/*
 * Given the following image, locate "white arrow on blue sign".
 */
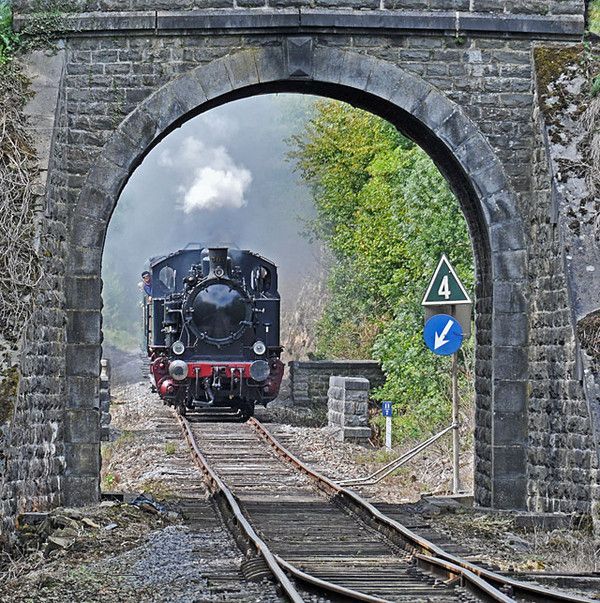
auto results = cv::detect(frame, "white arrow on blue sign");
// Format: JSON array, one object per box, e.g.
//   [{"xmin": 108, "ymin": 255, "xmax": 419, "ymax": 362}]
[
  {"xmin": 382, "ymin": 401, "xmax": 393, "ymax": 417},
  {"xmin": 423, "ymin": 314, "xmax": 464, "ymax": 356}
]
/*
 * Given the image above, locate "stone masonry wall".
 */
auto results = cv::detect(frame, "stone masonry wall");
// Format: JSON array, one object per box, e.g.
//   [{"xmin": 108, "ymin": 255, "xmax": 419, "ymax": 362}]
[
  {"xmin": 0, "ymin": 1, "xmax": 592, "ymax": 529},
  {"xmin": 8, "ymin": 31, "xmax": 554, "ymax": 514},
  {"xmin": 290, "ymin": 360, "xmax": 384, "ymax": 410},
  {"xmin": 327, "ymin": 376, "xmax": 371, "ymax": 444},
  {"xmin": 525, "ymin": 61, "xmax": 597, "ymax": 516},
  {"xmin": 12, "ymin": 1, "xmax": 584, "ymax": 16}
]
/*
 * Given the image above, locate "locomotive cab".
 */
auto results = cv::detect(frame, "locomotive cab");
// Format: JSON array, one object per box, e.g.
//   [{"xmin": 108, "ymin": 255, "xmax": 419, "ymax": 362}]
[{"xmin": 144, "ymin": 245, "xmax": 284, "ymax": 417}]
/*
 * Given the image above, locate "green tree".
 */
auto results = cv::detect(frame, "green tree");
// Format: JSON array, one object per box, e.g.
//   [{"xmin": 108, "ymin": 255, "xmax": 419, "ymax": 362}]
[{"xmin": 290, "ymin": 101, "xmax": 474, "ymax": 442}]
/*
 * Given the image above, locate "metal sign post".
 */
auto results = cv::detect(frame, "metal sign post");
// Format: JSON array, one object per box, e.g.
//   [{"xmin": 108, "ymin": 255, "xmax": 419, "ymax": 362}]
[
  {"xmin": 382, "ymin": 401, "xmax": 393, "ymax": 450},
  {"xmin": 451, "ymin": 352, "xmax": 460, "ymax": 494},
  {"xmin": 422, "ymin": 254, "xmax": 472, "ymax": 496}
]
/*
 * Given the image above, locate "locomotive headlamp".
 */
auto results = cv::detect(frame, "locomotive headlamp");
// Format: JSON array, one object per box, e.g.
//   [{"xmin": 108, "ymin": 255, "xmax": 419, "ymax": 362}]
[
  {"xmin": 252, "ymin": 341, "xmax": 266, "ymax": 355},
  {"xmin": 169, "ymin": 360, "xmax": 188, "ymax": 381},
  {"xmin": 172, "ymin": 341, "xmax": 185, "ymax": 355},
  {"xmin": 250, "ymin": 360, "xmax": 270, "ymax": 382}
]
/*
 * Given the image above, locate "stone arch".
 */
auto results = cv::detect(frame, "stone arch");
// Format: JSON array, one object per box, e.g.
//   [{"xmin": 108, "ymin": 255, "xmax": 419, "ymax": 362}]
[{"xmin": 65, "ymin": 45, "xmax": 527, "ymax": 509}]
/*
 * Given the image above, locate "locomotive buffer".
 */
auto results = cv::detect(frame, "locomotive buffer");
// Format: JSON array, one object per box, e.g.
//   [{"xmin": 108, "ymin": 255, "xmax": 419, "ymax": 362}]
[{"xmin": 421, "ymin": 254, "xmax": 472, "ymax": 495}]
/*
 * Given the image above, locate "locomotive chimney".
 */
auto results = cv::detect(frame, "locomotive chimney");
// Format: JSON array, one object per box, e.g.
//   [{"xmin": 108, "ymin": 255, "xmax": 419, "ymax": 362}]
[{"xmin": 208, "ymin": 247, "xmax": 229, "ymax": 279}]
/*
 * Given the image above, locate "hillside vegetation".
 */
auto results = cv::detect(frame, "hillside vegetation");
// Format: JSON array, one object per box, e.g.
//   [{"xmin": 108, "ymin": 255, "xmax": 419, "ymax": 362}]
[{"xmin": 290, "ymin": 102, "xmax": 475, "ymax": 442}]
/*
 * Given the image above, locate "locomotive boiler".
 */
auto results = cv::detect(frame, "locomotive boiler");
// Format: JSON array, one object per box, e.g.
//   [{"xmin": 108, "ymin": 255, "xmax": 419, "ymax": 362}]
[{"xmin": 143, "ymin": 246, "xmax": 284, "ymax": 418}]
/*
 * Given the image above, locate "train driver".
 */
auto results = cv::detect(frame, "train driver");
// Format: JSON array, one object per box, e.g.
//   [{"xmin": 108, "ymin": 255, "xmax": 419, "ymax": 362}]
[{"xmin": 141, "ymin": 271, "xmax": 153, "ymax": 299}]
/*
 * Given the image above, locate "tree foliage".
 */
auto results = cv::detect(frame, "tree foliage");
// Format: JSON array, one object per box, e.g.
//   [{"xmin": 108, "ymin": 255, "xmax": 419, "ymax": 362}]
[{"xmin": 290, "ymin": 101, "xmax": 474, "ymax": 441}]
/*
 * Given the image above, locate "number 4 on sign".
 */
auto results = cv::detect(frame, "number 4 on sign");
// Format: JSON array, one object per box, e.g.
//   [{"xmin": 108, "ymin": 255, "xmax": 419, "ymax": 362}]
[{"xmin": 438, "ymin": 275, "xmax": 451, "ymax": 300}]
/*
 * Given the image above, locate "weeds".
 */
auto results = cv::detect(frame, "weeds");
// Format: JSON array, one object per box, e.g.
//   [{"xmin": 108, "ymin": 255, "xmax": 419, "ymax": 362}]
[
  {"xmin": 0, "ymin": 2, "xmax": 19, "ymax": 64},
  {"xmin": 164, "ymin": 442, "xmax": 176, "ymax": 456}
]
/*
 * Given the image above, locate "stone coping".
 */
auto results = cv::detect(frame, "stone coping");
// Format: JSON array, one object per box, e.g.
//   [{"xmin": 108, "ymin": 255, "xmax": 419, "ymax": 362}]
[{"xmin": 13, "ymin": 9, "xmax": 584, "ymax": 38}]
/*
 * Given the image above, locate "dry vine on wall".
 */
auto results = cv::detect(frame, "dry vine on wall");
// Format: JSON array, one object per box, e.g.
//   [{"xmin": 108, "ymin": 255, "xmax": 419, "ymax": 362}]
[{"xmin": 0, "ymin": 63, "xmax": 41, "ymax": 387}]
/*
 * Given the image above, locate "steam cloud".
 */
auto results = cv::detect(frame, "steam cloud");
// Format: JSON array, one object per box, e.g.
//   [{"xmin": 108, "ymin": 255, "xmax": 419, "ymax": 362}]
[{"xmin": 159, "ymin": 136, "xmax": 252, "ymax": 212}]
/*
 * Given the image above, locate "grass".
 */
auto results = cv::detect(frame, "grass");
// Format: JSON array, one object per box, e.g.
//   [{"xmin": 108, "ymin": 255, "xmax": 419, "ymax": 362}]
[
  {"xmin": 590, "ymin": 0, "xmax": 600, "ymax": 35},
  {"xmin": 164, "ymin": 442, "xmax": 176, "ymax": 455}
]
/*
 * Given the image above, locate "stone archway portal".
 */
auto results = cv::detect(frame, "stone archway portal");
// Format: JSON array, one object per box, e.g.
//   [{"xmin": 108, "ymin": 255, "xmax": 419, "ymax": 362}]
[{"xmin": 66, "ymin": 43, "xmax": 528, "ymax": 510}]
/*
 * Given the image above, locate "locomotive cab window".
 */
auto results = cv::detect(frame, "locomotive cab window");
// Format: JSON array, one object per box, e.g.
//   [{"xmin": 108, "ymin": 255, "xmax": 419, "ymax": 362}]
[
  {"xmin": 251, "ymin": 266, "xmax": 271, "ymax": 294},
  {"xmin": 158, "ymin": 265, "xmax": 176, "ymax": 295}
]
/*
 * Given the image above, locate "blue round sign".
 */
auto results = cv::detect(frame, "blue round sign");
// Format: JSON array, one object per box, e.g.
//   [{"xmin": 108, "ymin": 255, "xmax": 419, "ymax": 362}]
[{"xmin": 423, "ymin": 314, "xmax": 463, "ymax": 356}]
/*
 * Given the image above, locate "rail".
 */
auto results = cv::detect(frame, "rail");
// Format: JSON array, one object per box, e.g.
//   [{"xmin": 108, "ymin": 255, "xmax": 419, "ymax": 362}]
[{"xmin": 247, "ymin": 417, "xmax": 594, "ymax": 603}]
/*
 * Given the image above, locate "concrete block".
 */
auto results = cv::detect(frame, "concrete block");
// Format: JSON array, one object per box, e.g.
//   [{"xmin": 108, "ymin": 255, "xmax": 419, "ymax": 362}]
[{"xmin": 494, "ymin": 346, "xmax": 528, "ymax": 381}]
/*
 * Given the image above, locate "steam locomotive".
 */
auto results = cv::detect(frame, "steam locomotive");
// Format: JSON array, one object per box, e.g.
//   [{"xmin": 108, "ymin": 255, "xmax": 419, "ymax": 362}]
[{"xmin": 143, "ymin": 245, "xmax": 284, "ymax": 418}]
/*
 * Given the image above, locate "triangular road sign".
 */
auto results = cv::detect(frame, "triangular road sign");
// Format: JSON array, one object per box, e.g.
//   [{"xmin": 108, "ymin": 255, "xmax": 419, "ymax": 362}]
[{"xmin": 421, "ymin": 254, "xmax": 472, "ymax": 306}]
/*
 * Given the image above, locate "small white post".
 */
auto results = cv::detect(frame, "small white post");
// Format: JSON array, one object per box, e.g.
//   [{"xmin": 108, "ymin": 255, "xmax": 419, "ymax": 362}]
[
  {"xmin": 385, "ymin": 415, "xmax": 392, "ymax": 450},
  {"xmin": 382, "ymin": 401, "xmax": 393, "ymax": 450}
]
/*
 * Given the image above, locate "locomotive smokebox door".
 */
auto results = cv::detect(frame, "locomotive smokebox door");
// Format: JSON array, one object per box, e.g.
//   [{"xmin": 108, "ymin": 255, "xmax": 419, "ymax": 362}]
[{"xmin": 208, "ymin": 248, "xmax": 229, "ymax": 279}]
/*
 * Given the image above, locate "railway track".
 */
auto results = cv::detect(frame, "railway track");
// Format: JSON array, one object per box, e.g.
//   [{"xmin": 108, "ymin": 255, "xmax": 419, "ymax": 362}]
[{"xmin": 176, "ymin": 413, "xmax": 595, "ymax": 603}]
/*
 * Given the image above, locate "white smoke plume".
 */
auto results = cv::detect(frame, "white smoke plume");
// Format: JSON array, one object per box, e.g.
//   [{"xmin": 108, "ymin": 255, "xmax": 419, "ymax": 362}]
[{"xmin": 158, "ymin": 136, "xmax": 252, "ymax": 212}]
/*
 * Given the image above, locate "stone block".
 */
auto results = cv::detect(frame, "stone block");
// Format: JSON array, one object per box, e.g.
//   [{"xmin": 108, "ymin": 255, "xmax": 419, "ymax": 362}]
[
  {"xmin": 65, "ymin": 277, "xmax": 102, "ymax": 312},
  {"xmin": 64, "ymin": 443, "xmax": 101, "ymax": 477},
  {"xmin": 492, "ymin": 312, "xmax": 528, "ymax": 347},
  {"xmin": 494, "ymin": 346, "xmax": 527, "ymax": 381},
  {"xmin": 341, "ymin": 426, "xmax": 371, "ymax": 443},
  {"xmin": 67, "ymin": 376, "xmax": 98, "ymax": 410},
  {"xmin": 62, "ymin": 475, "xmax": 100, "ymax": 507},
  {"xmin": 492, "ymin": 410, "xmax": 527, "ymax": 445},
  {"xmin": 64, "ymin": 409, "xmax": 100, "ymax": 444},
  {"xmin": 343, "ymin": 377, "xmax": 369, "ymax": 391},
  {"xmin": 493, "ymin": 380, "xmax": 527, "ymax": 413},
  {"xmin": 67, "ymin": 310, "xmax": 101, "ymax": 346},
  {"xmin": 66, "ymin": 344, "xmax": 101, "ymax": 378}
]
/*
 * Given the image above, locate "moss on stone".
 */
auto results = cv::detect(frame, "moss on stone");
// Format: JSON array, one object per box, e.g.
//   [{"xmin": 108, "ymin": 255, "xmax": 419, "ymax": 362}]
[
  {"xmin": 533, "ymin": 45, "xmax": 584, "ymax": 116},
  {"xmin": 0, "ymin": 366, "xmax": 19, "ymax": 425}
]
